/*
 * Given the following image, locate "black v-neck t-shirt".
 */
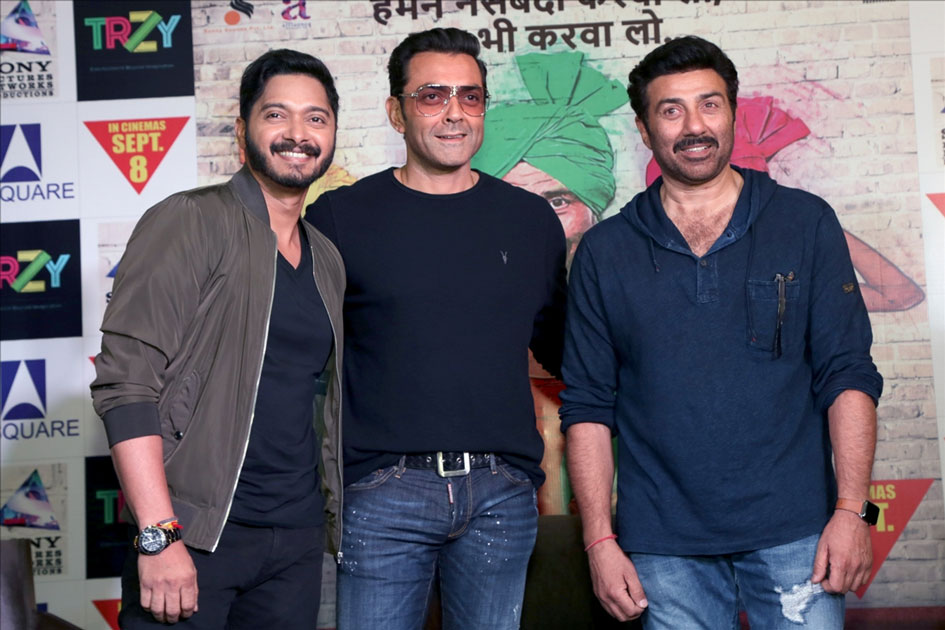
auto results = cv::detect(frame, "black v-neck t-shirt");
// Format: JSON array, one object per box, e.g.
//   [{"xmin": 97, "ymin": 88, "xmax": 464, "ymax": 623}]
[{"xmin": 230, "ymin": 228, "xmax": 333, "ymax": 527}]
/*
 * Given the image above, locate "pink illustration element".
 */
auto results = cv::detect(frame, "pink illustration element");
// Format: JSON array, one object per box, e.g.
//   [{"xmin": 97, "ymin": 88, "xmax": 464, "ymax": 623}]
[
  {"xmin": 644, "ymin": 96, "xmax": 924, "ymax": 313},
  {"xmin": 645, "ymin": 96, "xmax": 810, "ymax": 186},
  {"xmin": 928, "ymin": 193, "xmax": 945, "ymax": 220}
]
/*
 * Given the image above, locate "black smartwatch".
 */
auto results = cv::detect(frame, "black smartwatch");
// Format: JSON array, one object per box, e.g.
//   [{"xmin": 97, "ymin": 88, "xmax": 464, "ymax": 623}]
[
  {"xmin": 134, "ymin": 519, "xmax": 183, "ymax": 555},
  {"xmin": 835, "ymin": 498, "xmax": 879, "ymax": 526}
]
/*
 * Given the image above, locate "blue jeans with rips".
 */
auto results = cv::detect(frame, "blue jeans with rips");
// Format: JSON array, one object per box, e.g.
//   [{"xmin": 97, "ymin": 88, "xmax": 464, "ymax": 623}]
[
  {"xmin": 630, "ymin": 533, "xmax": 844, "ymax": 630},
  {"xmin": 336, "ymin": 455, "xmax": 538, "ymax": 630}
]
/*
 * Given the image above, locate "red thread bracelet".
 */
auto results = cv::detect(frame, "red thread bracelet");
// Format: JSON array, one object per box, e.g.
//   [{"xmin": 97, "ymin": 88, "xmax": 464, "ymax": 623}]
[{"xmin": 584, "ymin": 534, "xmax": 617, "ymax": 552}]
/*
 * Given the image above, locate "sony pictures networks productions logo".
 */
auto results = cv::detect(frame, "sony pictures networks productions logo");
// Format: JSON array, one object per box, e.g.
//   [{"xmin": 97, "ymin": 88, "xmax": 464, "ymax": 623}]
[{"xmin": 0, "ymin": 0, "xmax": 58, "ymax": 101}]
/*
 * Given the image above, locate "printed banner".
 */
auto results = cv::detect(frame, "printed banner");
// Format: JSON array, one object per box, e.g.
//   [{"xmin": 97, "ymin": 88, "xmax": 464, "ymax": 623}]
[
  {"xmin": 72, "ymin": 0, "xmax": 193, "ymax": 101},
  {"xmin": 856, "ymin": 478, "xmax": 935, "ymax": 598},
  {"xmin": 84, "ymin": 117, "xmax": 188, "ymax": 193}
]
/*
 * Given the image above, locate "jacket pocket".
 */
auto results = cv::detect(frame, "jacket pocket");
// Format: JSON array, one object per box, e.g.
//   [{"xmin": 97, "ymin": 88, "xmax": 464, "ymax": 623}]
[
  {"xmin": 747, "ymin": 275, "xmax": 801, "ymax": 355},
  {"xmin": 164, "ymin": 370, "xmax": 202, "ymax": 443}
]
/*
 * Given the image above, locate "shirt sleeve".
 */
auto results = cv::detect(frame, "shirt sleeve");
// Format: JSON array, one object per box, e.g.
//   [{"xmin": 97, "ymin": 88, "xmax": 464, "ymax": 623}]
[
  {"xmin": 808, "ymin": 204, "xmax": 884, "ymax": 411},
  {"xmin": 304, "ymin": 193, "xmax": 339, "ymax": 249},
  {"xmin": 558, "ymin": 237, "xmax": 618, "ymax": 433},
  {"xmin": 529, "ymin": 209, "xmax": 568, "ymax": 378},
  {"xmin": 90, "ymin": 194, "xmax": 214, "ymax": 446}
]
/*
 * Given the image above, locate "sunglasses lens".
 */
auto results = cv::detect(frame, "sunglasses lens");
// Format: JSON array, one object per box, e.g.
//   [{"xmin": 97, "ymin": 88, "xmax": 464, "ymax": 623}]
[
  {"xmin": 413, "ymin": 86, "xmax": 487, "ymax": 116},
  {"xmin": 456, "ymin": 87, "xmax": 486, "ymax": 115},
  {"xmin": 415, "ymin": 85, "xmax": 451, "ymax": 115}
]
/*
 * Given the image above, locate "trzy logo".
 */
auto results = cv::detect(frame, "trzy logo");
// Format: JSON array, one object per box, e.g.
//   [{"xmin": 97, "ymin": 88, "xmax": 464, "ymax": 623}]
[
  {"xmin": 0, "ymin": 360, "xmax": 79, "ymax": 440},
  {"xmin": 0, "ymin": 249, "xmax": 70, "ymax": 293},
  {"xmin": 83, "ymin": 9, "xmax": 180, "ymax": 52},
  {"xmin": 85, "ymin": 117, "xmax": 189, "ymax": 193},
  {"xmin": 0, "ymin": 124, "xmax": 75, "ymax": 202},
  {"xmin": 0, "ymin": 0, "xmax": 50, "ymax": 54}
]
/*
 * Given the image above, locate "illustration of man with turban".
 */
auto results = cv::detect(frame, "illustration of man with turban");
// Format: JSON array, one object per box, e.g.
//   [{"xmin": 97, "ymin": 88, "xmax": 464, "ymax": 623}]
[
  {"xmin": 474, "ymin": 51, "xmax": 629, "ymax": 264},
  {"xmin": 474, "ymin": 52, "xmax": 628, "ymax": 515}
]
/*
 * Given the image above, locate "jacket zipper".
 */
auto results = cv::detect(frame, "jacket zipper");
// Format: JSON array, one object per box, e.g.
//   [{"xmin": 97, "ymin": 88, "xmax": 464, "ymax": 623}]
[
  {"xmin": 210, "ymin": 244, "xmax": 278, "ymax": 552},
  {"xmin": 306, "ymin": 237, "xmax": 345, "ymax": 564}
]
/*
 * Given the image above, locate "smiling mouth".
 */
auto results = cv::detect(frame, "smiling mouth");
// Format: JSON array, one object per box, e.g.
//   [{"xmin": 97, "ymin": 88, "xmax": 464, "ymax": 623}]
[
  {"xmin": 277, "ymin": 150, "xmax": 312, "ymax": 159},
  {"xmin": 271, "ymin": 142, "xmax": 319, "ymax": 160},
  {"xmin": 674, "ymin": 136, "xmax": 718, "ymax": 154}
]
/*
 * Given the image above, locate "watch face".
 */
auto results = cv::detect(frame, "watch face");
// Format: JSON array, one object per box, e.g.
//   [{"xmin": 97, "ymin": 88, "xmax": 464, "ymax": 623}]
[
  {"xmin": 138, "ymin": 527, "xmax": 167, "ymax": 555},
  {"xmin": 862, "ymin": 500, "xmax": 880, "ymax": 526}
]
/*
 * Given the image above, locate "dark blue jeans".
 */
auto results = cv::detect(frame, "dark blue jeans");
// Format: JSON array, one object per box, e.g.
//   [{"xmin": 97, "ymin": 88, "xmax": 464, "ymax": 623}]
[
  {"xmin": 119, "ymin": 520, "xmax": 324, "ymax": 629},
  {"xmin": 336, "ymin": 456, "xmax": 538, "ymax": 630}
]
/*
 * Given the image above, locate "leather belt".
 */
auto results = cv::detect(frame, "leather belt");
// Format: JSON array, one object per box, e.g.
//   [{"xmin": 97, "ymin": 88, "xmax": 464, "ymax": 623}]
[{"xmin": 403, "ymin": 452, "xmax": 493, "ymax": 477}]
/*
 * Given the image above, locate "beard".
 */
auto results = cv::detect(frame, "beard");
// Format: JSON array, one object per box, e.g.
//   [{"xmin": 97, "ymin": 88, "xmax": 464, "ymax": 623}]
[
  {"xmin": 245, "ymin": 136, "xmax": 335, "ymax": 189},
  {"xmin": 651, "ymin": 129, "xmax": 734, "ymax": 187}
]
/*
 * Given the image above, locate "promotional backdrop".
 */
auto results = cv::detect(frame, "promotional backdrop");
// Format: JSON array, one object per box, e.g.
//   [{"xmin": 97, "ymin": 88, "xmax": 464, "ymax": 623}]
[{"xmin": 1, "ymin": 1, "xmax": 943, "ymax": 627}]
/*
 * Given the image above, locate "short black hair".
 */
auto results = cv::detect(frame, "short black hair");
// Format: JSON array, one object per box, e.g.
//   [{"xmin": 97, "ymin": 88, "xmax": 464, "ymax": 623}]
[
  {"xmin": 388, "ymin": 27, "xmax": 487, "ymax": 98},
  {"xmin": 627, "ymin": 36, "xmax": 738, "ymax": 127},
  {"xmin": 239, "ymin": 49, "xmax": 339, "ymax": 122}
]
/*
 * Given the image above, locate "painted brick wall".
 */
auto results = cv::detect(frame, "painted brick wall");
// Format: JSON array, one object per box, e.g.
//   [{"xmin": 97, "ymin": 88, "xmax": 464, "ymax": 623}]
[{"xmin": 191, "ymin": 0, "xmax": 942, "ymax": 607}]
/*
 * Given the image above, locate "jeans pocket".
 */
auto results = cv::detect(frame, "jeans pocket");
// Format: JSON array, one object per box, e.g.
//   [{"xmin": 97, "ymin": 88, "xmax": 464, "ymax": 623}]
[
  {"xmin": 345, "ymin": 465, "xmax": 399, "ymax": 492},
  {"xmin": 496, "ymin": 460, "xmax": 533, "ymax": 487}
]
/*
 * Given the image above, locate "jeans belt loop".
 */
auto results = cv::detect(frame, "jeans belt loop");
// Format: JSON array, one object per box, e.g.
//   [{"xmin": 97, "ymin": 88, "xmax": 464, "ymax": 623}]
[{"xmin": 436, "ymin": 451, "xmax": 470, "ymax": 478}]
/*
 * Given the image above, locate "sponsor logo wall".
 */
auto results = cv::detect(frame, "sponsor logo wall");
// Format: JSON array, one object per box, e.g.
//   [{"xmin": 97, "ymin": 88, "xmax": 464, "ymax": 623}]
[
  {"xmin": 0, "ymin": 1, "xmax": 942, "ymax": 626},
  {"xmin": 0, "ymin": 1, "xmax": 195, "ymax": 626}
]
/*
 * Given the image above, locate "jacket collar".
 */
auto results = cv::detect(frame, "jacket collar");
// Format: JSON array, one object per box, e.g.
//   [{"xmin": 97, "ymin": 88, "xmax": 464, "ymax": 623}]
[{"xmin": 229, "ymin": 165, "xmax": 271, "ymax": 225}]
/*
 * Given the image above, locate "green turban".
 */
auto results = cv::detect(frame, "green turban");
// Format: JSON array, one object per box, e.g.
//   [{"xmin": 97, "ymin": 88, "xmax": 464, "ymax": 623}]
[{"xmin": 472, "ymin": 52, "xmax": 628, "ymax": 216}]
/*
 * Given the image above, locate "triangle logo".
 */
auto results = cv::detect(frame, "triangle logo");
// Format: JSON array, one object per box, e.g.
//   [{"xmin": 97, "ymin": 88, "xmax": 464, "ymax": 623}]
[
  {"xmin": 0, "ymin": 0, "xmax": 50, "ymax": 54},
  {"xmin": 0, "ymin": 469, "xmax": 60, "ymax": 530},
  {"xmin": 927, "ymin": 193, "xmax": 945, "ymax": 220},
  {"xmin": 855, "ymin": 478, "xmax": 934, "ymax": 598},
  {"xmin": 93, "ymin": 599, "xmax": 121, "ymax": 630},
  {"xmin": 84, "ymin": 117, "xmax": 189, "ymax": 194}
]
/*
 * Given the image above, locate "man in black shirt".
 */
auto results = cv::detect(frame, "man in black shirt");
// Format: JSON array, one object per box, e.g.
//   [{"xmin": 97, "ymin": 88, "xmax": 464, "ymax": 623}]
[
  {"xmin": 306, "ymin": 27, "xmax": 566, "ymax": 630},
  {"xmin": 92, "ymin": 50, "xmax": 345, "ymax": 629}
]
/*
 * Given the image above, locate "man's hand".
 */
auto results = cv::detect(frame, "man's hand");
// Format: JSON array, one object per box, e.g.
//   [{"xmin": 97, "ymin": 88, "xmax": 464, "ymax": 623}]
[
  {"xmin": 587, "ymin": 539, "xmax": 648, "ymax": 621},
  {"xmin": 138, "ymin": 542, "xmax": 198, "ymax": 623},
  {"xmin": 811, "ymin": 510, "xmax": 872, "ymax": 594}
]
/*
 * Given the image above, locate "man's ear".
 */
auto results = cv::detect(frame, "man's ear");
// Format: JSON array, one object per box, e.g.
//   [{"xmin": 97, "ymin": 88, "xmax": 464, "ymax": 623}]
[
  {"xmin": 635, "ymin": 116, "xmax": 652, "ymax": 150},
  {"xmin": 235, "ymin": 117, "xmax": 247, "ymax": 164},
  {"xmin": 386, "ymin": 96, "xmax": 406, "ymax": 134}
]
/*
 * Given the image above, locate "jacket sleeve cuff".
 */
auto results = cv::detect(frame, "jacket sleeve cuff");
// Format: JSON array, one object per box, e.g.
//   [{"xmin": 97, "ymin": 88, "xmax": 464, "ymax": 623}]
[{"xmin": 102, "ymin": 402, "xmax": 162, "ymax": 447}]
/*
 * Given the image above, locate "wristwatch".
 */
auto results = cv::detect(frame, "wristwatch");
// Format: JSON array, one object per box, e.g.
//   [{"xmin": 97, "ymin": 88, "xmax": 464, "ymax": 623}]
[
  {"xmin": 134, "ymin": 519, "xmax": 183, "ymax": 555},
  {"xmin": 835, "ymin": 498, "xmax": 879, "ymax": 526}
]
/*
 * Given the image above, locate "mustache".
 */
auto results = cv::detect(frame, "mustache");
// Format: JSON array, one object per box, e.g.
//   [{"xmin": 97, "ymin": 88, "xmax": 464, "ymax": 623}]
[
  {"xmin": 673, "ymin": 136, "xmax": 718, "ymax": 153},
  {"xmin": 270, "ymin": 141, "xmax": 321, "ymax": 157}
]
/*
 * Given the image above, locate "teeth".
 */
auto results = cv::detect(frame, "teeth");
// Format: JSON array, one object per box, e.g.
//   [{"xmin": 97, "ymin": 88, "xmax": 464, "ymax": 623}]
[
  {"xmin": 278, "ymin": 151, "xmax": 309, "ymax": 158},
  {"xmin": 684, "ymin": 146, "xmax": 709, "ymax": 152}
]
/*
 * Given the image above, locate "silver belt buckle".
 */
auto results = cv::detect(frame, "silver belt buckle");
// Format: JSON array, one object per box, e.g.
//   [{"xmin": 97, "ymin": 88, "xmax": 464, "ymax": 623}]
[{"xmin": 436, "ymin": 452, "xmax": 470, "ymax": 478}]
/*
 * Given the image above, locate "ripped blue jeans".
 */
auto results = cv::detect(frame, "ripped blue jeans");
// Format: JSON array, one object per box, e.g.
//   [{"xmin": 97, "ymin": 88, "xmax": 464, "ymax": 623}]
[
  {"xmin": 336, "ymin": 456, "xmax": 538, "ymax": 630},
  {"xmin": 630, "ymin": 533, "xmax": 844, "ymax": 629}
]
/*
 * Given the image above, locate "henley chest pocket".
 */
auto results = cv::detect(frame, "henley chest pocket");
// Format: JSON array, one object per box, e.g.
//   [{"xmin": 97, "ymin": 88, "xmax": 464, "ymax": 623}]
[{"xmin": 747, "ymin": 275, "xmax": 801, "ymax": 355}]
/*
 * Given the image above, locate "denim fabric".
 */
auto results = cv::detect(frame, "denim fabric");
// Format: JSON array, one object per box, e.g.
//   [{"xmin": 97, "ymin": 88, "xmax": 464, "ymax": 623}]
[
  {"xmin": 630, "ymin": 534, "xmax": 844, "ymax": 630},
  {"xmin": 336, "ymin": 456, "xmax": 538, "ymax": 630}
]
